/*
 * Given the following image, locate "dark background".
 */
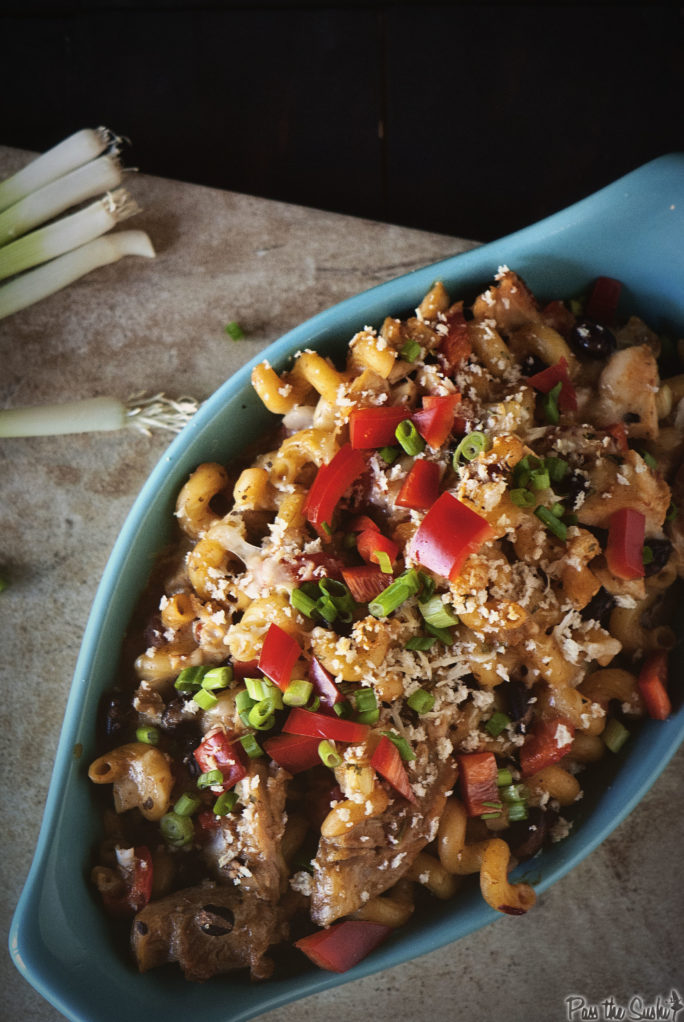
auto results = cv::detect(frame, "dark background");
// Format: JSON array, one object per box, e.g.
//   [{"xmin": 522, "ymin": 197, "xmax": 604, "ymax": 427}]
[{"xmin": 1, "ymin": 2, "xmax": 682, "ymax": 241}]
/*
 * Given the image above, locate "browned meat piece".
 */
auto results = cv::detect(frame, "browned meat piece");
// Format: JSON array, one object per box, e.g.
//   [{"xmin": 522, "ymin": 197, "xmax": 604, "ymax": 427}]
[
  {"xmin": 578, "ymin": 449, "xmax": 670, "ymax": 534},
  {"xmin": 131, "ymin": 881, "xmax": 288, "ymax": 981},
  {"xmin": 310, "ymin": 735, "xmax": 457, "ymax": 927},
  {"xmin": 592, "ymin": 344, "xmax": 660, "ymax": 440}
]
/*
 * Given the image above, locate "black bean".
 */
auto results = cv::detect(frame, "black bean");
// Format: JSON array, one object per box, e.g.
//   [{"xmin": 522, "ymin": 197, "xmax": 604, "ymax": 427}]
[
  {"xmin": 581, "ymin": 587, "xmax": 616, "ymax": 625},
  {"xmin": 644, "ymin": 538, "xmax": 672, "ymax": 578},
  {"xmin": 570, "ymin": 319, "xmax": 617, "ymax": 359},
  {"xmin": 507, "ymin": 806, "xmax": 558, "ymax": 861}
]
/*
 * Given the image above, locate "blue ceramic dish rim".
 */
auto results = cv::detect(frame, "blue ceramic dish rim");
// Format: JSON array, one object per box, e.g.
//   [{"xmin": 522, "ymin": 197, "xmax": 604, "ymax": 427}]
[{"xmin": 9, "ymin": 153, "xmax": 684, "ymax": 1022}]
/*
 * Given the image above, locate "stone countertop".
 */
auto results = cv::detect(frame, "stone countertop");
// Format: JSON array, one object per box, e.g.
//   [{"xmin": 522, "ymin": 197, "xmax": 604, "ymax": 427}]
[{"xmin": 1, "ymin": 146, "xmax": 682, "ymax": 1022}]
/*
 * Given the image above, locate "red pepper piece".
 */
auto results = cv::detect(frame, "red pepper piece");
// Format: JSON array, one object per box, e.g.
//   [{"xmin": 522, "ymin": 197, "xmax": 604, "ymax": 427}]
[
  {"xmin": 348, "ymin": 514, "xmax": 380, "ymax": 533},
  {"xmin": 102, "ymin": 845, "xmax": 154, "ymax": 916},
  {"xmin": 638, "ymin": 650, "xmax": 672, "ymax": 720},
  {"xmin": 412, "ymin": 393, "xmax": 461, "ymax": 449},
  {"xmin": 231, "ymin": 658, "xmax": 261, "ymax": 680},
  {"xmin": 519, "ymin": 717, "xmax": 575, "ymax": 778},
  {"xmin": 438, "ymin": 303, "xmax": 471, "ymax": 374},
  {"xmin": 295, "ymin": 919, "xmax": 393, "ymax": 973},
  {"xmin": 283, "ymin": 706, "xmax": 370, "ymax": 744},
  {"xmin": 370, "ymin": 735, "xmax": 416, "ymax": 803},
  {"xmin": 541, "ymin": 299, "xmax": 575, "ymax": 339},
  {"xmin": 304, "ymin": 443, "xmax": 367, "ymax": 536},
  {"xmin": 194, "ymin": 730, "xmax": 249, "ymax": 790},
  {"xmin": 409, "ymin": 492, "xmax": 493, "ymax": 581},
  {"xmin": 456, "ymin": 752, "xmax": 499, "ymax": 816},
  {"xmin": 356, "ymin": 528, "xmax": 399, "ymax": 568},
  {"xmin": 259, "ymin": 622, "xmax": 302, "ymax": 691},
  {"xmin": 605, "ymin": 422, "xmax": 629, "ymax": 454},
  {"xmin": 263, "ymin": 733, "xmax": 323, "ymax": 773},
  {"xmin": 349, "ymin": 405, "xmax": 411, "ymax": 449},
  {"xmin": 308, "ymin": 656, "xmax": 346, "ymax": 712},
  {"xmin": 605, "ymin": 507, "xmax": 646, "ymax": 581},
  {"xmin": 585, "ymin": 276, "xmax": 622, "ymax": 326},
  {"xmin": 395, "ymin": 459, "xmax": 441, "ymax": 510},
  {"xmin": 527, "ymin": 357, "xmax": 578, "ymax": 412},
  {"xmin": 341, "ymin": 564, "xmax": 388, "ymax": 603}
]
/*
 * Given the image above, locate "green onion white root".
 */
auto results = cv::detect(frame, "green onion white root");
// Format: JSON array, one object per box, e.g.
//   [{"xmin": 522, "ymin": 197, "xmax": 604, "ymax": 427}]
[{"xmin": 0, "ymin": 393, "xmax": 201, "ymax": 438}]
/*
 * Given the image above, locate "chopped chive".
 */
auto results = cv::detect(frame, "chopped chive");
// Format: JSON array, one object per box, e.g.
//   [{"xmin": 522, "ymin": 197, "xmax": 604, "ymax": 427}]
[
  {"xmin": 174, "ymin": 792, "xmax": 202, "ymax": 817},
  {"xmin": 284, "ymin": 679, "xmax": 314, "ymax": 707},
  {"xmin": 417, "ymin": 571, "xmax": 435, "ymax": 603},
  {"xmin": 407, "ymin": 687, "xmax": 435, "ymax": 714},
  {"xmin": 379, "ymin": 446, "xmax": 400, "ymax": 465},
  {"xmin": 193, "ymin": 688, "xmax": 218, "ymax": 710},
  {"xmin": 399, "ymin": 338, "xmax": 421, "ymax": 362},
  {"xmin": 356, "ymin": 707, "xmax": 380, "ymax": 724},
  {"xmin": 497, "ymin": 768, "xmax": 514, "ymax": 787},
  {"xmin": 509, "ymin": 487, "xmax": 536, "ymax": 508},
  {"xmin": 213, "ymin": 790, "xmax": 238, "ymax": 815},
  {"xmin": 382, "ymin": 730, "xmax": 415, "ymax": 762},
  {"xmin": 453, "ymin": 430, "xmax": 487, "ymax": 467},
  {"xmin": 318, "ymin": 739, "xmax": 342, "ymax": 769},
  {"xmin": 420, "ymin": 594, "xmax": 459, "ymax": 629},
  {"xmin": 160, "ymin": 812, "xmax": 194, "ymax": 847},
  {"xmin": 224, "ymin": 320, "xmax": 245, "ymax": 340},
  {"xmin": 375, "ymin": 549, "xmax": 393, "ymax": 574},
  {"xmin": 603, "ymin": 718, "xmax": 630, "ymax": 753},
  {"xmin": 542, "ymin": 381, "xmax": 562, "ymax": 424},
  {"xmin": 405, "ymin": 635, "xmax": 436, "ymax": 650},
  {"xmin": 395, "ymin": 419, "xmax": 425, "ymax": 456},
  {"xmin": 485, "ymin": 711, "xmax": 511, "ymax": 737},
  {"xmin": 551, "ymin": 502, "xmax": 565, "ymax": 518},
  {"xmin": 240, "ymin": 733, "xmax": 264, "ymax": 759},
  {"xmin": 201, "ymin": 665, "xmax": 233, "ymax": 691},
  {"xmin": 316, "ymin": 593, "xmax": 338, "ymax": 622},
  {"xmin": 535, "ymin": 505, "xmax": 568, "ymax": 541},
  {"xmin": 197, "ymin": 769, "xmax": 224, "ymax": 789},
  {"xmin": 481, "ymin": 800, "xmax": 503, "ymax": 810},
  {"xmin": 135, "ymin": 725, "xmax": 160, "ymax": 745}
]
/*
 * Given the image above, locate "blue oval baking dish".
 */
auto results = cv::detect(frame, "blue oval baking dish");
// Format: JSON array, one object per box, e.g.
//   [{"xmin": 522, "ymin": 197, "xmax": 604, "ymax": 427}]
[{"xmin": 9, "ymin": 153, "xmax": 684, "ymax": 1022}]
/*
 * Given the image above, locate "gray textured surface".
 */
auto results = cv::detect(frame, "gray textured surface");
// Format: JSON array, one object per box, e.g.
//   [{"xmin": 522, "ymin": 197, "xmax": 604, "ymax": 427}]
[{"xmin": 1, "ymin": 146, "xmax": 682, "ymax": 1022}]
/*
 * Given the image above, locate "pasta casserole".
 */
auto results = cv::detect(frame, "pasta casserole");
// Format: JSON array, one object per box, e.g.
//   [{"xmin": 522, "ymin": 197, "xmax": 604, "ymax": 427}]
[{"xmin": 88, "ymin": 268, "xmax": 680, "ymax": 981}]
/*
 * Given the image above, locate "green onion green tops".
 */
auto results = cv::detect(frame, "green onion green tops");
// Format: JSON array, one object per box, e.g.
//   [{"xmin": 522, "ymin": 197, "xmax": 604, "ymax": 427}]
[{"xmin": 395, "ymin": 419, "xmax": 425, "ymax": 456}]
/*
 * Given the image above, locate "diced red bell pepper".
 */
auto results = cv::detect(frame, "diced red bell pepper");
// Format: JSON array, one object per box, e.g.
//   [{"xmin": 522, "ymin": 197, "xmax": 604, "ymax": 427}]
[
  {"xmin": 342, "ymin": 564, "xmax": 388, "ymax": 603},
  {"xmin": 349, "ymin": 405, "xmax": 411, "ymax": 449},
  {"xmin": 409, "ymin": 492, "xmax": 493, "ymax": 581},
  {"xmin": 370, "ymin": 735, "xmax": 416, "ymax": 803},
  {"xmin": 438, "ymin": 303, "xmax": 471, "ymax": 374},
  {"xmin": 456, "ymin": 752, "xmax": 499, "ymax": 817},
  {"xmin": 196, "ymin": 809, "xmax": 222, "ymax": 832},
  {"xmin": 519, "ymin": 717, "xmax": 576, "ymax": 778},
  {"xmin": 348, "ymin": 514, "xmax": 380, "ymax": 533},
  {"xmin": 295, "ymin": 919, "xmax": 393, "ymax": 973},
  {"xmin": 259, "ymin": 622, "xmax": 302, "ymax": 691},
  {"xmin": 638, "ymin": 650, "xmax": 672, "ymax": 720},
  {"xmin": 541, "ymin": 299, "xmax": 575, "ymax": 339},
  {"xmin": 395, "ymin": 459, "xmax": 441, "ymax": 510},
  {"xmin": 283, "ymin": 706, "xmax": 370, "ymax": 744},
  {"xmin": 412, "ymin": 393, "xmax": 461, "ymax": 449},
  {"xmin": 605, "ymin": 422, "xmax": 629, "ymax": 454},
  {"xmin": 194, "ymin": 730, "xmax": 249, "ymax": 790},
  {"xmin": 527, "ymin": 357, "xmax": 578, "ymax": 412},
  {"xmin": 231, "ymin": 658, "xmax": 261, "ymax": 680},
  {"xmin": 585, "ymin": 276, "xmax": 622, "ymax": 326},
  {"xmin": 263, "ymin": 733, "xmax": 323, "ymax": 773},
  {"xmin": 308, "ymin": 656, "xmax": 346, "ymax": 712},
  {"xmin": 304, "ymin": 444, "xmax": 367, "ymax": 536},
  {"xmin": 357, "ymin": 528, "xmax": 399, "ymax": 568},
  {"xmin": 605, "ymin": 507, "xmax": 645, "ymax": 581},
  {"xmin": 102, "ymin": 845, "xmax": 154, "ymax": 916}
]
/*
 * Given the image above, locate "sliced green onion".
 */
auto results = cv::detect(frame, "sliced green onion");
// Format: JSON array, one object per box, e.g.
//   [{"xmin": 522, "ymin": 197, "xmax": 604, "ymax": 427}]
[
  {"xmin": 0, "ymin": 153, "xmax": 123, "ymax": 246},
  {"xmin": 375, "ymin": 550, "xmax": 393, "ymax": 574},
  {"xmin": 507, "ymin": 801, "xmax": 528, "ymax": 822},
  {"xmin": 420, "ymin": 594, "xmax": 459, "ymax": 629},
  {"xmin": 316, "ymin": 594, "xmax": 338, "ymax": 623},
  {"xmin": 224, "ymin": 320, "xmax": 245, "ymax": 341},
  {"xmin": 197, "ymin": 769, "xmax": 224, "ymax": 789},
  {"xmin": 416, "ymin": 571, "xmax": 435, "ymax": 603},
  {"xmin": 499, "ymin": 784, "xmax": 526, "ymax": 804},
  {"xmin": 497, "ymin": 768, "xmax": 514, "ymax": 787},
  {"xmin": 369, "ymin": 569, "xmax": 421, "ymax": 618},
  {"xmin": 399, "ymin": 338, "xmax": 421, "ymax": 362},
  {"xmin": 425, "ymin": 622, "xmax": 454, "ymax": 645},
  {"xmin": 193, "ymin": 688, "xmax": 218, "ymax": 710},
  {"xmin": 535, "ymin": 505, "xmax": 568, "ymax": 541},
  {"xmin": 542, "ymin": 381, "xmax": 562, "ymax": 424},
  {"xmin": 481, "ymin": 800, "xmax": 503, "ymax": 810},
  {"xmin": 333, "ymin": 700, "xmax": 353, "ymax": 719},
  {"xmin": 291, "ymin": 587, "xmax": 318, "ymax": 617},
  {"xmin": 284, "ymin": 679, "xmax": 314, "ymax": 707},
  {"xmin": 0, "ymin": 230, "xmax": 155, "ymax": 322},
  {"xmin": 666, "ymin": 501, "xmax": 678, "ymax": 522},
  {"xmin": 642, "ymin": 545, "xmax": 654, "ymax": 566},
  {"xmin": 551, "ymin": 502, "xmax": 565, "ymax": 518},
  {"xmin": 236, "ymin": 688, "xmax": 255, "ymax": 714},
  {"xmin": 321, "ymin": 520, "xmax": 332, "ymax": 537},
  {"xmin": 453, "ymin": 431, "xmax": 487, "ymax": 467},
  {"xmin": 240, "ymin": 733, "xmax": 263, "ymax": 759},
  {"xmin": 174, "ymin": 666, "xmax": 207, "ymax": 692},
  {"xmin": 405, "ymin": 635, "xmax": 436, "ymax": 650},
  {"xmin": 509, "ymin": 488, "xmax": 536, "ymax": 508},
  {"xmin": 395, "ymin": 419, "xmax": 425, "ymax": 456},
  {"xmin": 245, "ymin": 677, "xmax": 270, "ymax": 702},
  {"xmin": 160, "ymin": 812, "xmax": 195, "ymax": 847},
  {"xmin": 382, "ymin": 731, "xmax": 415, "ymax": 762},
  {"xmin": 379, "ymin": 446, "xmax": 400, "ymax": 465},
  {"xmin": 529, "ymin": 468, "xmax": 550, "ymax": 491},
  {"xmin": 603, "ymin": 718, "xmax": 630, "ymax": 754},
  {"xmin": 0, "ymin": 189, "xmax": 141, "ymax": 284},
  {"xmin": 174, "ymin": 792, "xmax": 202, "ymax": 817},
  {"xmin": 354, "ymin": 688, "xmax": 378, "ymax": 714},
  {"xmin": 201, "ymin": 666, "xmax": 233, "ymax": 691},
  {"xmin": 319, "ymin": 578, "xmax": 356, "ymax": 622},
  {"xmin": 485, "ymin": 711, "xmax": 511, "ymax": 737},
  {"xmin": 213, "ymin": 790, "xmax": 239, "ymax": 815},
  {"xmin": 407, "ymin": 687, "xmax": 435, "ymax": 714},
  {"xmin": 545, "ymin": 456, "xmax": 569, "ymax": 483},
  {"xmin": 481, "ymin": 811, "xmax": 503, "ymax": 820},
  {"xmin": 248, "ymin": 699, "xmax": 276, "ymax": 730},
  {"xmin": 513, "ymin": 455, "xmax": 532, "ymax": 489},
  {"xmin": 641, "ymin": 450, "xmax": 657, "ymax": 470},
  {"xmin": 135, "ymin": 725, "xmax": 160, "ymax": 745},
  {"xmin": 318, "ymin": 739, "xmax": 342, "ymax": 769},
  {"xmin": 0, "ymin": 127, "xmax": 115, "ymax": 213}
]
